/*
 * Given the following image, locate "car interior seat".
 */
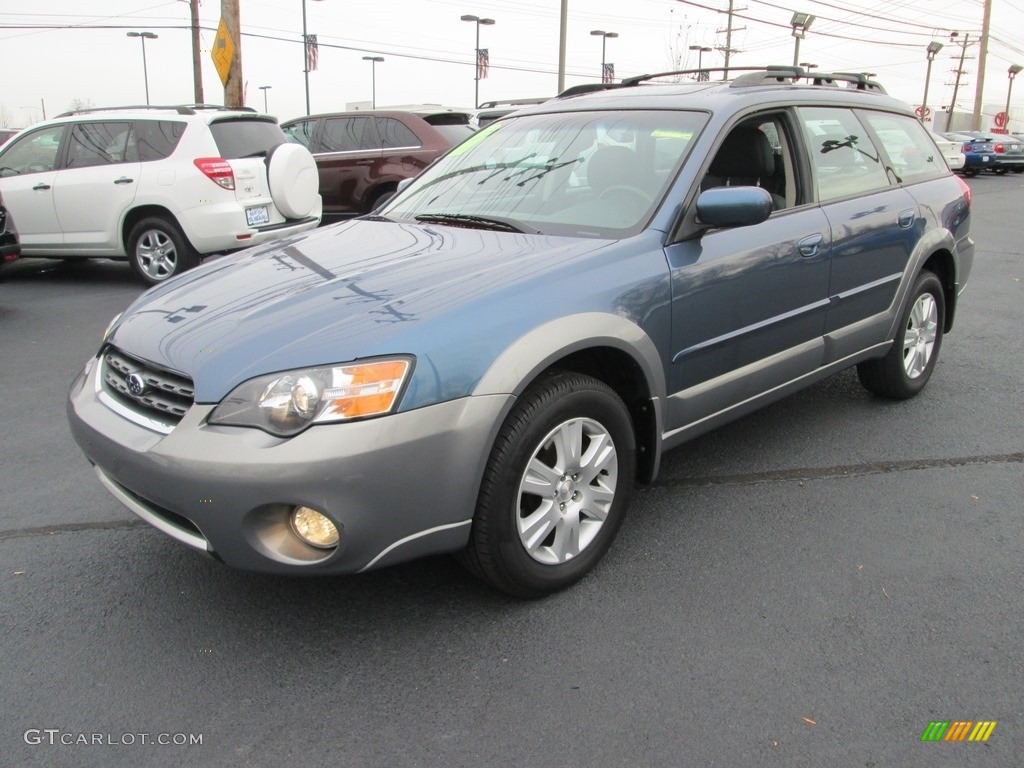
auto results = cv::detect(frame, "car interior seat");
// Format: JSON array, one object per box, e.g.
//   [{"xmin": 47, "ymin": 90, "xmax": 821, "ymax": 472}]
[
  {"xmin": 703, "ymin": 125, "xmax": 785, "ymax": 209},
  {"xmin": 587, "ymin": 145, "xmax": 648, "ymax": 197}
]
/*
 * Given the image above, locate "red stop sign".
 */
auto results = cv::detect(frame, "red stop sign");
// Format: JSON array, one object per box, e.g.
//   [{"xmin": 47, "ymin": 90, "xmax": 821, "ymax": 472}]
[{"xmin": 995, "ymin": 111, "xmax": 1008, "ymax": 127}]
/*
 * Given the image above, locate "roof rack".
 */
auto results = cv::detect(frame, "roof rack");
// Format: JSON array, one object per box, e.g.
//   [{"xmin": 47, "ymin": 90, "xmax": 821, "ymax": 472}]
[
  {"xmin": 55, "ymin": 104, "xmax": 257, "ymax": 118},
  {"xmin": 556, "ymin": 66, "xmax": 886, "ymax": 96}
]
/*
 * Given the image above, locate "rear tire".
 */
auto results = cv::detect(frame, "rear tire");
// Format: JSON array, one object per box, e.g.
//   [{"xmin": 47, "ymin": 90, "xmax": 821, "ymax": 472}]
[
  {"xmin": 857, "ymin": 270, "xmax": 945, "ymax": 400},
  {"xmin": 127, "ymin": 216, "xmax": 199, "ymax": 286},
  {"xmin": 458, "ymin": 372, "xmax": 636, "ymax": 598}
]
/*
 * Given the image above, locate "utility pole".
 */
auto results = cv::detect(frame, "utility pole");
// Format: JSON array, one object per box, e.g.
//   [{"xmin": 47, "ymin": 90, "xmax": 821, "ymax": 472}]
[
  {"xmin": 717, "ymin": 0, "xmax": 743, "ymax": 79},
  {"xmin": 946, "ymin": 33, "xmax": 970, "ymax": 133},
  {"xmin": 972, "ymin": 0, "xmax": 992, "ymax": 130},
  {"xmin": 557, "ymin": 0, "xmax": 567, "ymax": 93},
  {"xmin": 222, "ymin": 0, "xmax": 243, "ymax": 107},
  {"xmin": 188, "ymin": 0, "xmax": 204, "ymax": 104}
]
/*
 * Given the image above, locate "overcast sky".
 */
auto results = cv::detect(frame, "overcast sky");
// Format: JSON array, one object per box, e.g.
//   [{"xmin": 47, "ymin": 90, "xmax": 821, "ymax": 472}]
[{"xmin": 2, "ymin": 0, "xmax": 1023, "ymax": 128}]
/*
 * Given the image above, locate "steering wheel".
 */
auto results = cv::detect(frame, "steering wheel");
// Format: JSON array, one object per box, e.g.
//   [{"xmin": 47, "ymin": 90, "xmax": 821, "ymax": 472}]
[
  {"xmin": 26, "ymin": 162, "xmax": 51, "ymax": 173},
  {"xmin": 599, "ymin": 184, "xmax": 650, "ymax": 205}
]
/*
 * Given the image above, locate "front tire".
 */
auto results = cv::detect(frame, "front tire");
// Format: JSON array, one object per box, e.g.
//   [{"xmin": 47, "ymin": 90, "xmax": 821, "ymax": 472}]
[
  {"xmin": 857, "ymin": 270, "xmax": 945, "ymax": 399},
  {"xmin": 127, "ymin": 216, "xmax": 199, "ymax": 286},
  {"xmin": 459, "ymin": 372, "xmax": 636, "ymax": 598}
]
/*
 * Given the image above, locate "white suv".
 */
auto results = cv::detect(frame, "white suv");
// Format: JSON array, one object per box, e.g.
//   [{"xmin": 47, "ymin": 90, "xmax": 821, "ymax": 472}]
[{"xmin": 0, "ymin": 105, "xmax": 322, "ymax": 284}]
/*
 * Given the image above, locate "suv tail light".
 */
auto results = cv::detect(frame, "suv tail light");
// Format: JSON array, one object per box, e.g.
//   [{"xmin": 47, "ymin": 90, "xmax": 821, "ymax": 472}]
[
  {"xmin": 994, "ymin": 143, "xmax": 1005, "ymax": 153},
  {"xmin": 193, "ymin": 158, "xmax": 236, "ymax": 190}
]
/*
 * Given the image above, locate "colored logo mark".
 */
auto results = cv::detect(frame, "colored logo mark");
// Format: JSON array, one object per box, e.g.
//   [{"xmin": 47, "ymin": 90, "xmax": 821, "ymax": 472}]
[{"xmin": 921, "ymin": 721, "xmax": 997, "ymax": 742}]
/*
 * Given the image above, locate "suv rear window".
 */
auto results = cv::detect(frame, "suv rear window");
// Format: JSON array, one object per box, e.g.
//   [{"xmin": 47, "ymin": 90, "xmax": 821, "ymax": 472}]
[{"xmin": 209, "ymin": 118, "xmax": 287, "ymax": 159}]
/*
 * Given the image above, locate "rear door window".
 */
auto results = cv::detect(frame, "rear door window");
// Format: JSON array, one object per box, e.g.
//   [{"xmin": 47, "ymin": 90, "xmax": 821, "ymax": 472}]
[
  {"xmin": 65, "ymin": 122, "xmax": 134, "ymax": 168},
  {"xmin": 209, "ymin": 118, "xmax": 287, "ymax": 158},
  {"xmin": 799, "ymin": 107, "xmax": 890, "ymax": 201}
]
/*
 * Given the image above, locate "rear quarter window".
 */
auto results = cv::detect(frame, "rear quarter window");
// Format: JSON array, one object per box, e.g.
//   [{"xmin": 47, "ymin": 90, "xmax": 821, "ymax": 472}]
[
  {"xmin": 860, "ymin": 111, "xmax": 950, "ymax": 185},
  {"xmin": 209, "ymin": 118, "xmax": 287, "ymax": 159},
  {"xmin": 133, "ymin": 120, "xmax": 185, "ymax": 162}
]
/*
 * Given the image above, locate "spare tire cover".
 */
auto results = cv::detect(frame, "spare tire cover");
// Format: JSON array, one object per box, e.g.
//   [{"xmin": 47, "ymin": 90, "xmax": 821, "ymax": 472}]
[{"xmin": 267, "ymin": 143, "xmax": 319, "ymax": 219}]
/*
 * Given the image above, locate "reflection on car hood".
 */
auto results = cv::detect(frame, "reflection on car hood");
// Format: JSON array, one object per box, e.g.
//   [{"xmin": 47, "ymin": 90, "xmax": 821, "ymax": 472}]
[{"xmin": 109, "ymin": 219, "xmax": 612, "ymax": 403}]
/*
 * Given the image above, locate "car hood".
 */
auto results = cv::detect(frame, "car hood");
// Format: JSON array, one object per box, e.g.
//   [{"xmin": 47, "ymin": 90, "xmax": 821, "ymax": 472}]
[{"xmin": 108, "ymin": 219, "xmax": 616, "ymax": 404}]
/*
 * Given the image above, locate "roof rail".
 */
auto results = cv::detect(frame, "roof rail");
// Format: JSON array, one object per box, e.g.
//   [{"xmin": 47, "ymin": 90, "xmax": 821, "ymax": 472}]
[
  {"xmin": 620, "ymin": 66, "xmax": 770, "ymax": 87},
  {"xmin": 477, "ymin": 97, "xmax": 550, "ymax": 109},
  {"xmin": 55, "ymin": 104, "xmax": 256, "ymax": 118},
  {"xmin": 555, "ymin": 83, "xmax": 625, "ymax": 99},
  {"xmin": 558, "ymin": 66, "xmax": 886, "ymax": 95}
]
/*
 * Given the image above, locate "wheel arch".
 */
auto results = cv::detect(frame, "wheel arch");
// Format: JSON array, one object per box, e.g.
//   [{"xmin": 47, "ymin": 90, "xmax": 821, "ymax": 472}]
[
  {"xmin": 121, "ymin": 205, "xmax": 194, "ymax": 252},
  {"xmin": 920, "ymin": 248, "xmax": 958, "ymax": 332},
  {"xmin": 472, "ymin": 313, "xmax": 667, "ymax": 483}
]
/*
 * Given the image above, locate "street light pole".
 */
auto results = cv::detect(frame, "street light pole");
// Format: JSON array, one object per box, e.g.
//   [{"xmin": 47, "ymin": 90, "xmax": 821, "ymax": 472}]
[
  {"xmin": 461, "ymin": 14, "xmax": 495, "ymax": 108},
  {"xmin": 258, "ymin": 85, "xmax": 272, "ymax": 113},
  {"xmin": 590, "ymin": 30, "xmax": 618, "ymax": 84},
  {"xmin": 126, "ymin": 31, "xmax": 158, "ymax": 105},
  {"xmin": 689, "ymin": 45, "xmax": 712, "ymax": 80},
  {"xmin": 921, "ymin": 41, "xmax": 943, "ymax": 125},
  {"xmin": 1007, "ymin": 64, "xmax": 1023, "ymax": 133},
  {"xmin": 362, "ymin": 56, "xmax": 384, "ymax": 109},
  {"xmin": 302, "ymin": 0, "xmax": 325, "ymax": 116},
  {"xmin": 790, "ymin": 12, "xmax": 815, "ymax": 68}
]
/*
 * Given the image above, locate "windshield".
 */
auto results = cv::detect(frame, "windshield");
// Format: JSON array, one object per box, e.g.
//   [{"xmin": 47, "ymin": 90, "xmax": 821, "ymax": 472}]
[{"xmin": 380, "ymin": 110, "xmax": 706, "ymax": 238}]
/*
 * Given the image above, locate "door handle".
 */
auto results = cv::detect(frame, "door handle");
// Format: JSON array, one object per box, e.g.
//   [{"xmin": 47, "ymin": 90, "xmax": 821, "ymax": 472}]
[
  {"xmin": 355, "ymin": 159, "xmax": 376, "ymax": 165},
  {"xmin": 114, "ymin": 177, "xmax": 134, "ymax": 185},
  {"xmin": 32, "ymin": 183, "xmax": 51, "ymax": 191},
  {"xmin": 798, "ymin": 233, "xmax": 824, "ymax": 257},
  {"xmin": 898, "ymin": 209, "xmax": 915, "ymax": 228}
]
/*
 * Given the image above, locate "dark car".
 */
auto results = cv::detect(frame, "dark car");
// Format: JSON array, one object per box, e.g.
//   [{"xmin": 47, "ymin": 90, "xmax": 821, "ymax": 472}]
[
  {"xmin": 68, "ymin": 67, "xmax": 973, "ymax": 597},
  {"xmin": 0, "ymin": 128, "xmax": 18, "ymax": 146},
  {"xmin": 943, "ymin": 132, "xmax": 999, "ymax": 176},
  {"xmin": 0, "ymin": 192, "xmax": 20, "ymax": 272},
  {"xmin": 961, "ymin": 131, "xmax": 1024, "ymax": 174},
  {"xmin": 281, "ymin": 109, "xmax": 475, "ymax": 220}
]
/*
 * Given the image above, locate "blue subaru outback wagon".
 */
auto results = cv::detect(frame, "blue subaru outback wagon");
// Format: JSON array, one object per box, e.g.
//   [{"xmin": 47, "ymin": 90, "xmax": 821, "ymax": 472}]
[{"xmin": 68, "ymin": 67, "xmax": 974, "ymax": 597}]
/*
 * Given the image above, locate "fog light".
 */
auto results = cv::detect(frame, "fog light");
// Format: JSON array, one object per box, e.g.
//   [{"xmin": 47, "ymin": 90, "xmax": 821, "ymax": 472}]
[{"xmin": 289, "ymin": 506, "xmax": 340, "ymax": 549}]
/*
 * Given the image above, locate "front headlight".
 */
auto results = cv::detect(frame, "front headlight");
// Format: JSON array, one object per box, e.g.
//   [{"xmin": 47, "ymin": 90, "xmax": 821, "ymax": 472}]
[{"xmin": 208, "ymin": 357, "xmax": 413, "ymax": 437}]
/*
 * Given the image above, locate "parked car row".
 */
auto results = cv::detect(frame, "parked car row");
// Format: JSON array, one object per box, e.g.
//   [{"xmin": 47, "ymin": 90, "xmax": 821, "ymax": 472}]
[{"xmin": 941, "ymin": 131, "xmax": 1024, "ymax": 177}]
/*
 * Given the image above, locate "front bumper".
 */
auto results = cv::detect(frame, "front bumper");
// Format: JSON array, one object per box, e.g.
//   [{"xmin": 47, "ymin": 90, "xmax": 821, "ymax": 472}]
[{"xmin": 67, "ymin": 356, "xmax": 511, "ymax": 574}]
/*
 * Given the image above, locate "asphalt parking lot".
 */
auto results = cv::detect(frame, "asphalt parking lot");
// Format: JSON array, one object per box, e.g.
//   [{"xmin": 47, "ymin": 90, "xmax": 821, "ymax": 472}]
[{"xmin": 1, "ymin": 173, "xmax": 1021, "ymax": 767}]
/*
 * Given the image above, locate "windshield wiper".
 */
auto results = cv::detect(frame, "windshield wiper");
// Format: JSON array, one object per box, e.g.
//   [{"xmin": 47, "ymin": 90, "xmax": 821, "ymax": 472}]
[{"xmin": 414, "ymin": 213, "xmax": 541, "ymax": 234}]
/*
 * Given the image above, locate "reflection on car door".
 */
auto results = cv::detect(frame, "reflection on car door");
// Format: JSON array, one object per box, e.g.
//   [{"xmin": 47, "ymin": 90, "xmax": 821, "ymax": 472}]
[
  {"xmin": 53, "ymin": 121, "xmax": 141, "ymax": 254},
  {"xmin": 314, "ymin": 116, "xmax": 381, "ymax": 217},
  {"xmin": 0, "ymin": 125, "xmax": 66, "ymax": 249},
  {"xmin": 664, "ymin": 208, "xmax": 833, "ymax": 431}
]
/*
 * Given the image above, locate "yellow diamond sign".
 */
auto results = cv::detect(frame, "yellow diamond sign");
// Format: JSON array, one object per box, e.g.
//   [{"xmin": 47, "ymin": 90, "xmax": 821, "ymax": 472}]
[{"xmin": 211, "ymin": 18, "xmax": 235, "ymax": 86}]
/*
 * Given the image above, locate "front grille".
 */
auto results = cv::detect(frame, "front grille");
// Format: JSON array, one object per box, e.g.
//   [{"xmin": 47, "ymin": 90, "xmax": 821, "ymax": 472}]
[{"xmin": 102, "ymin": 347, "xmax": 195, "ymax": 425}]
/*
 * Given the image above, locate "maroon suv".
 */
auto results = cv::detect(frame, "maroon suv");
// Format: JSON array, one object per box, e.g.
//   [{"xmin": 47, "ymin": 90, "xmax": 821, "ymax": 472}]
[{"xmin": 281, "ymin": 110, "xmax": 474, "ymax": 220}]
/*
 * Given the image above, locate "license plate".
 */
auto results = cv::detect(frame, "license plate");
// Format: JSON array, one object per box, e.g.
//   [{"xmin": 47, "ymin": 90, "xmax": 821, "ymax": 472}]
[
  {"xmin": 246, "ymin": 205, "xmax": 269, "ymax": 226},
  {"xmin": 982, "ymin": 156, "xmax": 990, "ymax": 162}
]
